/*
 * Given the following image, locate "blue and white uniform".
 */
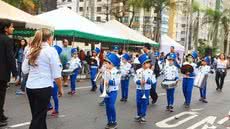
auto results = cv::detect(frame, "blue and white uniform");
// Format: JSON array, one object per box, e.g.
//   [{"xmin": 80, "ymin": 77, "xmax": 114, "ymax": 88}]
[
  {"xmin": 90, "ymin": 48, "xmax": 100, "ymax": 91},
  {"xmin": 197, "ymin": 65, "xmax": 211, "ymax": 99},
  {"xmin": 68, "ymin": 57, "xmax": 81, "ymax": 92},
  {"xmin": 120, "ymin": 54, "xmax": 132, "ymax": 101},
  {"xmin": 134, "ymin": 68, "xmax": 156, "ymax": 118},
  {"xmin": 103, "ymin": 53, "xmax": 121, "ymax": 126},
  {"xmin": 182, "ymin": 51, "xmax": 198, "ymax": 106},
  {"xmin": 162, "ymin": 64, "xmax": 179, "ymax": 107}
]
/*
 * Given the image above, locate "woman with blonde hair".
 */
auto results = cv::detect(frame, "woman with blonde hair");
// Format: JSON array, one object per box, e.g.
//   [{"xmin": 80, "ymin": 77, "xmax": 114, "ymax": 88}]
[{"xmin": 22, "ymin": 28, "xmax": 63, "ymax": 129}]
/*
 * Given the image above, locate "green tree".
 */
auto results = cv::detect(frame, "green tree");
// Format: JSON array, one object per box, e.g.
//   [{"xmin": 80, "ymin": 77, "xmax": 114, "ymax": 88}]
[
  {"xmin": 3, "ymin": 0, "xmax": 40, "ymax": 14},
  {"xmin": 202, "ymin": 8, "xmax": 230, "ymax": 55}
]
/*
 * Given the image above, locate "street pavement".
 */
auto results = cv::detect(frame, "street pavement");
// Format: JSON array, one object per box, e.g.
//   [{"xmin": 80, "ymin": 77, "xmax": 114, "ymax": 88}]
[{"xmin": 1, "ymin": 73, "xmax": 230, "ymax": 129}]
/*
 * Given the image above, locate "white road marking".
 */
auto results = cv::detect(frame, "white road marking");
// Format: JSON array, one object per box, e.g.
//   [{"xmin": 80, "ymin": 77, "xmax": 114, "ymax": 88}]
[
  {"xmin": 9, "ymin": 122, "xmax": 30, "ymax": 128},
  {"xmin": 217, "ymin": 117, "xmax": 229, "ymax": 125},
  {"xmin": 76, "ymin": 86, "xmax": 91, "ymax": 90},
  {"xmin": 190, "ymin": 108, "xmax": 204, "ymax": 112},
  {"xmin": 158, "ymin": 93, "xmax": 166, "ymax": 96}
]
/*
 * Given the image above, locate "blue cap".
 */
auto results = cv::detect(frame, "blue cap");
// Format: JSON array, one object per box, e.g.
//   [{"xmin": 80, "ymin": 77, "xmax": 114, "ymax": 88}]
[
  {"xmin": 138, "ymin": 54, "xmax": 151, "ymax": 65},
  {"xmin": 71, "ymin": 48, "xmax": 78, "ymax": 54},
  {"xmin": 191, "ymin": 51, "xmax": 198, "ymax": 59},
  {"xmin": 53, "ymin": 45, "xmax": 62, "ymax": 55},
  {"xmin": 112, "ymin": 45, "xmax": 119, "ymax": 51},
  {"xmin": 105, "ymin": 53, "xmax": 120, "ymax": 67},
  {"xmin": 93, "ymin": 47, "xmax": 100, "ymax": 54},
  {"xmin": 122, "ymin": 53, "xmax": 130, "ymax": 61},
  {"xmin": 168, "ymin": 53, "xmax": 176, "ymax": 60},
  {"xmin": 154, "ymin": 52, "xmax": 160, "ymax": 57},
  {"xmin": 203, "ymin": 56, "xmax": 210, "ymax": 64}
]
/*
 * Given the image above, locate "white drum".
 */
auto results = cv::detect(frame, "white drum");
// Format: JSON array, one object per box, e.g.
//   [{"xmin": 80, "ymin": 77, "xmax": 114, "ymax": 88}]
[
  {"xmin": 62, "ymin": 69, "xmax": 74, "ymax": 76},
  {"xmin": 193, "ymin": 74, "xmax": 208, "ymax": 88},
  {"xmin": 161, "ymin": 80, "xmax": 178, "ymax": 89}
]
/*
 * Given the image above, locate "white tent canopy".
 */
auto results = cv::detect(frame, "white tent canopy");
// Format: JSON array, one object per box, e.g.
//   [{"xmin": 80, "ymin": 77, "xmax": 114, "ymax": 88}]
[
  {"xmin": 160, "ymin": 34, "xmax": 185, "ymax": 52},
  {"xmin": 100, "ymin": 20, "xmax": 158, "ymax": 46},
  {"xmin": 160, "ymin": 34, "xmax": 185, "ymax": 59},
  {"xmin": 37, "ymin": 8, "xmax": 127, "ymax": 43},
  {"xmin": 0, "ymin": 0, "xmax": 53, "ymax": 29}
]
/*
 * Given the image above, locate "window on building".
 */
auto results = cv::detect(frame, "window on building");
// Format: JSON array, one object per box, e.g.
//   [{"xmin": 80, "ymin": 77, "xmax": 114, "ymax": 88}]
[
  {"xmin": 181, "ymin": 31, "xmax": 186, "ymax": 34},
  {"xmin": 96, "ymin": 16, "xmax": 101, "ymax": 22},
  {"xmin": 67, "ymin": 0, "xmax": 72, "ymax": 2},
  {"xmin": 144, "ymin": 16, "xmax": 150, "ymax": 23},
  {"xmin": 62, "ymin": 0, "xmax": 65, "ymax": 2},
  {"xmin": 97, "ymin": 0, "xmax": 102, "ymax": 2},
  {"xmin": 181, "ymin": 38, "xmax": 185, "ymax": 41},
  {"xmin": 68, "ymin": 6, "xmax": 72, "ymax": 9},
  {"xmin": 182, "ymin": 24, "xmax": 186, "ymax": 27},
  {"xmin": 134, "ymin": 16, "xmax": 139, "ymax": 22},
  {"xmin": 80, "ymin": 0, "xmax": 84, "ymax": 2},
  {"xmin": 154, "ymin": 17, "xmax": 157, "ymax": 21},
  {"xmin": 123, "ymin": 16, "xmax": 129, "ymax": 23},
  {"xmin": 79, "ymin": 7, "xmax": 83, "ymax": 12},
  {"xmin": 97, "ymin": 7, "xmax": 102, "ymax": 12}
]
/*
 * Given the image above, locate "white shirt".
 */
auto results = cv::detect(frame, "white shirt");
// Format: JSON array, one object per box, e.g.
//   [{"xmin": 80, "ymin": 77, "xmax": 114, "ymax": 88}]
[
  {"xmin": 162, "ymin": 64, "xmax": 179, "ymax": 80},
  {"xmin": 102, "ymin": 67, "xmax": 121, "ymax": 92},
  {"xmin": 216, "ymin": 59, "xmax": 228, "ymax": 69},
  {"xmin": 134, "ymin": 68, "xmax": 156, "ymax": 90},
  {"xmin": 120, "ymin": 62, "xmax": 131, "ymax": 77},
  {"xmin": 68, "ymin": 57, "xmax": 81, "ymax": 70},
  {"xmin": 22, "ymin": 42, "xmax": 62, "ymax": 89},
  {"xmin": 198, "ymin": 65, "xmax": 211, "ymax": 75}
]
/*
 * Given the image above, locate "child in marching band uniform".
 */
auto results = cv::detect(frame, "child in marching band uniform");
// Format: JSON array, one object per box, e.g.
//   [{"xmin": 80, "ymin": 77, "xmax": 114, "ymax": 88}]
[
  {"xmin": 67, "ymin": 48, "xmax": 81, "ymax": 95},
  {"xmin": 182, "ymin": 51, "xmax": 198, "ymax": 108},
  {"xmin": 48, "ymin": 45, "xmax": 63, "ymax": 116},
  {"xmin": 90, "ymin": 48, "xmax": 100, "ymax": 91},
  {"xmin": 120, "ymin": 53, "xmax": 132, "ymax": 102},
  {"xmin": 134, "ymin": 54, "xmax": 156, "ymax": 122},
  {"xmin": 198, "ymin": 57, "xmax": 212, "ymax": 103},
  {"xmin": 103, "ymin": 53, "xmax": 121, "ymax": 129},
  {"xmin": 161, "ymin": 53, "xmax": 179, "ymax": 112}
]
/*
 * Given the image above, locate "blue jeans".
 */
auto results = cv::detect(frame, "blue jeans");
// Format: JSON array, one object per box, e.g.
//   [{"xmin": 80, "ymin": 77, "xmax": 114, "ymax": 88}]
[
  {"xmin": 104, "ymin": 91, "xmax": 118, "ymax": 123},
  {"xmin": 182, "ymin": 78, "xmax": 194, "ymax": 105},
  {"xmin": 166, "ymin": 88, "xmax": 175, "ymax": 106},
  {"xmin": 70, "ymin": 70, "xmax": 79, "ymax": 91},
  {"xmin": 48, "ymin": 83, "xmax": 59, "ymax": 112},
  {"xmin": 200, "ymin": 81, "xmax": 207, "ymax": 99},
  {"xmin": 136, "ymin": 89, "xmax": 150, "ymax": 117},
  {"xmin": 121, "ymin": 79, "xmax": 130, "ymax": 99},
  {"xmin": 90, "ymin": 68, "xmax": 98, "ymax": 89}
]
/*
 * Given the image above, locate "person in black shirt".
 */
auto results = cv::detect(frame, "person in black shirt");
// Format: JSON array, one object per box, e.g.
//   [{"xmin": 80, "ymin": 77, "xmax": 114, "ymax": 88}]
[{"xmin": 0, "ymin": 20, "xmax": 17, "ymax": 127}]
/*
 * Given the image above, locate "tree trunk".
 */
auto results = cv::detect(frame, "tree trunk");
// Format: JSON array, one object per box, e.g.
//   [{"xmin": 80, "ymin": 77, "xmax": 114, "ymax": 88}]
[
  {"xmin": 225, "ymin": 32, "xmax": 229, "ymax": 56},
  {"xmin": 212, "ymin": 24, "xmax": 219, "ymax": 47},
  {"xmin": 155, "ymin": 10, "xmax": 162, "ymax": 43},
  {"xmin": 194, "ymin": 10, "xmax": 199, "ymax": 50},
  {"xmin": 128, "ymin": 9, "xmax": 135, "ymax": 28}
]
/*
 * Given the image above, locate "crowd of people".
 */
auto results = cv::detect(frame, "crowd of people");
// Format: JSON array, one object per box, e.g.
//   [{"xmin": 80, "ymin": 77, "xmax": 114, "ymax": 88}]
[{"xmin": 0, "ymin": 20, "xmax": 229, "ymax": 129}]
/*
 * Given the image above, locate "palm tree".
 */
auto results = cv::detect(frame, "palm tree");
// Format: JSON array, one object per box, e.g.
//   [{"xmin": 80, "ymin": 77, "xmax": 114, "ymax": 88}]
[
  {"xmin": 202, "ymin": 8, "xmax": 230, "ymax": 55},
  {"xmin": 220, "ymin": 9, "xmax": 230, "ymax": 55},
  {"xmin": 202, "ymin": 8, "xmax": 222, "ymax": 47},
  {"xmin": 192, "ymin": 0, "xmax": 202, "ymax": 50}
]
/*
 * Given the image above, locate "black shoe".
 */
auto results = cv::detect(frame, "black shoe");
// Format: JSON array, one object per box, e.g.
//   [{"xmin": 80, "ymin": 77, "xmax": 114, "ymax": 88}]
[
  {"xmin": 134, "ymin": 116, "xmax": 141, "ymax": 121},
  {"xmin": 166, "ymin": 106, "xmax": 170, "ymax": 111},
  {"xmin": 1, "ymin": 115, "xmax": 8, "ymax": 121},
  {"xmin": 120, "ymin": 98, "xmax": 124, "ymax": 102},
  {"xmin": 0, "ymin": 121, "xmax": 7, "ymax": 127},
  {"xmin": 184, "ymin": 104, "xmax": 190, "ymax": 108},
  {"xmin": 140, "ymin": 117, "xmax": 147, "ymax": 123},
  {"xmin": 169, "ymin": 106, "xmax": 174, "ymax": 112},
  {"xmin": 216, "ymin": 88, "xmax": 219, "ymax": 91},
  {"xmin": 111, "ymin": 122, "xmax": 117, "ymax": 128},
  {"xmin": 202, "ymin": 99, "xmax": 208, "ymax": 103},
  {"xmin": 124, "ymin": 99, "xmax": 127, "ymax": 102}
]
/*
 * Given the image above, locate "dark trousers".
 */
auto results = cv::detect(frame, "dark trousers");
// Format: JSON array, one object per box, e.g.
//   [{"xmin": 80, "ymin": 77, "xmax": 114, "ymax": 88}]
[
  {"xmin": 0, "ymin": 80, "xmax": 7, "ymax": 118},
  {"xmin": 215, "ymin": 71, "xmax": 226, "ymax": 90},
  {"xmin": 27, "ymin": 87, "xmax": 52, "ymax": 129}
]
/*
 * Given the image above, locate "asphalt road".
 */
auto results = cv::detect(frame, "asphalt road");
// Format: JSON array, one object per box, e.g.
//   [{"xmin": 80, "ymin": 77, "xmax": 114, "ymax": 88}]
[{"xmin": 1, "ymin": 73, "xmax": 230, "ymax": 129}]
